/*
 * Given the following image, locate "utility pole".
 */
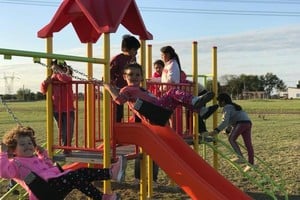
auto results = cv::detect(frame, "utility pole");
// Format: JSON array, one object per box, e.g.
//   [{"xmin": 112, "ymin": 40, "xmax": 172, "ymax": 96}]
[{"xmin": 3, "ymin": 72, "xmax": 20, "ymax": 95}]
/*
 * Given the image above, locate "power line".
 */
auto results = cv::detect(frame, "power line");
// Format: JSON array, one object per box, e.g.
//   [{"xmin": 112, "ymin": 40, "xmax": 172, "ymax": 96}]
[
  {"xmin": 0, "ymin": 0, "xmax": 300, "ymax": 17},
  {"xmin": 140, "ymin": 7, "xmax": 300, "ymax": 17},
  {"xmin": 2, "ymin": 0, "xmax": 300, "ymax": 6},
  {"xmin": 176, "ymin": 0, "xmax": 300, "ymax": 5},
  {"xmin": 0, "ymin": 0, "xmax": 58, "ymax": 7}
]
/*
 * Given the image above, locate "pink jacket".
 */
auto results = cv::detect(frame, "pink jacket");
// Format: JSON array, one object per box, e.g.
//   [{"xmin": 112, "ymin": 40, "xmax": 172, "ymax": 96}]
[
  {"xmin": 115, "ymin": 85, "xmax": 159, "ymax": 122},
  {"xmin": 0, "ymin": 151, "xmax": 70, "ymax": 200},
  {"xmin": 40, "ymin": 73, "xmax": 74, "ymax": 113}
]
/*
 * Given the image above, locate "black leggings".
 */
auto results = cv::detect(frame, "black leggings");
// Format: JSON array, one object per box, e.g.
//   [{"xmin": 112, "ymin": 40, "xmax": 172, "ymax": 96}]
[{"xmin": 48, "ymin": 168, "xmax": 110, "ymax": 200}]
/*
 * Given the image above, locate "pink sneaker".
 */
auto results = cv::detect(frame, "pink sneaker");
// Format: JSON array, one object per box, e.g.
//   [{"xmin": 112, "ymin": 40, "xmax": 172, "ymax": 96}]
[
  {"xmin": 111, "ymin": 155, "xmax": 127, "ymax": 182},
  {"xmin": 102, "ymin": 193, "xmax": 121, "ymax": 200}
]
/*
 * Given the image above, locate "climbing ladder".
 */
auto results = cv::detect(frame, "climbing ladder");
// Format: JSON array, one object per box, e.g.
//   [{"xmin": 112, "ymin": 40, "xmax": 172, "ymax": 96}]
[{"xmin": 204, "ymin": 137, "xmax": 289, "ymax": 200}]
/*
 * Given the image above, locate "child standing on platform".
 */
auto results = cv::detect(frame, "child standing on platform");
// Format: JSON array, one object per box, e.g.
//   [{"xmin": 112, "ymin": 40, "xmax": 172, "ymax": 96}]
[
  {"xmin": 110, "ymin": 34, "xmax": 141, "ymax": 122},
  {"xmin": 152, "ymin": 59, "xmax": 164, "ymax": 79},
  {"xmin": 40, "ymin": 60, "xmax": 75, "ymax": 154}
]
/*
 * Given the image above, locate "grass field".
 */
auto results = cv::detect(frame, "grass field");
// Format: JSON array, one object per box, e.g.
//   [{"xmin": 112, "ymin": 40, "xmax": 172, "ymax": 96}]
[{"xmin": 0, "ymin": 99, "xmax": 299, "ymax": 200}]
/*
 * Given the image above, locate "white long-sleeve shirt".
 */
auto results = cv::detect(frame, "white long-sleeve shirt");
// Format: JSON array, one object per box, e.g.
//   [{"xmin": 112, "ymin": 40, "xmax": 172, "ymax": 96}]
[{"xmin": 161, "ymin": 59, "xmax": 180, "ymax": 84}]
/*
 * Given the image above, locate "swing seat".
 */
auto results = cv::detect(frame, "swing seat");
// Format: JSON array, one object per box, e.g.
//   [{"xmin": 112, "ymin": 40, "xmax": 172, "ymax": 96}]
[
  {"xmin": 134, "ymin": 98, "xmax": 173, "ymax": 126},
  {"xmin": 24, "ymin": 171, "xmax": 66, "ymax": 200}
]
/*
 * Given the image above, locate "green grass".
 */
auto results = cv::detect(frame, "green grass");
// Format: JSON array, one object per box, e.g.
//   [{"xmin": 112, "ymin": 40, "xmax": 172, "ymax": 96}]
[
  {"xmin": 234, "ymin": 99, "xmax": 300, "ymax": 113},
  {"xmin": 0, "ymin": 99, "xmax": 299, "ymax": 200}
]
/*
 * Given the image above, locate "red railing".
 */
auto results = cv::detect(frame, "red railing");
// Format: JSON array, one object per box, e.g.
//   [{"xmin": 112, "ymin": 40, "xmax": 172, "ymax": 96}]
[
  {"xmin": 51, "ymin": 80, "xmax": 104, "ymax": 153},
  {"xmin": 50, "ymin": 80, "xmax": 195, "ymax": 158},
  {"xmin": 146, "ymin": 81, "xmax": 195, "ymax": 139}
]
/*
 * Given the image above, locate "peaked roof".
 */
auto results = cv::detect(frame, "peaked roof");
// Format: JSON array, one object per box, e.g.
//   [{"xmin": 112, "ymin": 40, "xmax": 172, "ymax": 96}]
[{"xmin": 38, "ymin": 0, "xmax": 153, "ymax": 43}]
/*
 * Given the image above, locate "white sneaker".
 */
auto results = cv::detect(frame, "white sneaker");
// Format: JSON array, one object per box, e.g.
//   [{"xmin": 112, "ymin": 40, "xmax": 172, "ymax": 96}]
[
  {"xmin": 111, "ymin": 155, "xmax": 127, "ymax": 182},
  {"xmin": 243, "ymin": 165, "xmax": 251, "ymax": 172},
  {"xmin": 230, "ymin": 157, "xmax": 246, "ymax": 164}
]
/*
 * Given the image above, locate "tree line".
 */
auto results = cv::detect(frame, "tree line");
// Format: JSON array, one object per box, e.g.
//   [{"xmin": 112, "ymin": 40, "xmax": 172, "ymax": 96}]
[
  {"xmin": 0, "ymin": 72, "xmax": 286, "ymax": 101},
  {"xmin": 207, "ymin": 72, "xmax": 286, "ymax": 99}
]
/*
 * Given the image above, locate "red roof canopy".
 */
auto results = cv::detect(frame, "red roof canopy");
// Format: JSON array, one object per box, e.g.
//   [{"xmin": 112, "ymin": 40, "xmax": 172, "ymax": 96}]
[{"xmin": 38, "ymin": 0, "xmax": 153, "ymax": 43}]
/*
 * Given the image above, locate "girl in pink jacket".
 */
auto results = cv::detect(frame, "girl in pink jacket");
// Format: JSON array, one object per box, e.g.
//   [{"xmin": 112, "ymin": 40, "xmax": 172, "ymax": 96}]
[{"xmin": 0, "ymin": 126, "xmax": 125, "ymax": 200}]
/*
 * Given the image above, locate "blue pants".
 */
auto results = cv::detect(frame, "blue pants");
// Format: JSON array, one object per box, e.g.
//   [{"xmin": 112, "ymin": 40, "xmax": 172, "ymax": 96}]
[{"xmin": 54, "ymin": 111, "xmax": 75, "ymax": 146}]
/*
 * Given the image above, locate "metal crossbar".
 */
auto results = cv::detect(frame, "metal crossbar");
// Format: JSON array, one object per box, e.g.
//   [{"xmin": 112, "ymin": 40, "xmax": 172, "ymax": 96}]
[{"xmin": 34, "ymin": 60, "xmax": 104, "ymax": 84}]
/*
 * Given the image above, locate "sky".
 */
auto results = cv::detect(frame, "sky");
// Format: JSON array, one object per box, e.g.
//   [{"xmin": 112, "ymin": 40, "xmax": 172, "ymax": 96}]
[{"xmin": 0, "ymin": 0, "xmax": 300, "ymax": 94}]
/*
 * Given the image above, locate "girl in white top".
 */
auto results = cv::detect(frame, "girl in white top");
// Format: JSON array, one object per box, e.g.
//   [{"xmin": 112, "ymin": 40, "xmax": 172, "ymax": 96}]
[{"xmin": 160, "ymin": 46, "xmax": 181, "ymax": 84}]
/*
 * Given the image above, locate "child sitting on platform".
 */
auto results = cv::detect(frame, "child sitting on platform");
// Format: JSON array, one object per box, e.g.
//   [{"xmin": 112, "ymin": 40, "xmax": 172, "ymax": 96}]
[
  {"xmin": 0, "ymin": 126, "xmax": 126, "ymax": 200},
  {"xmin": 103, "ymin": 63, "xmax": 214, "ymax": 125}
]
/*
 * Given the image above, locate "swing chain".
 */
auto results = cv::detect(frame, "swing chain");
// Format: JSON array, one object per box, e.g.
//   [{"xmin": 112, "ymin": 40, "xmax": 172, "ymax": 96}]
[
  {"xmin": 34, "ymin": 60, "xmax": 103, "ymax": 83},
  {"xmin": 0, "ymin": 96, "xmax": 22, "ymax": 126}
]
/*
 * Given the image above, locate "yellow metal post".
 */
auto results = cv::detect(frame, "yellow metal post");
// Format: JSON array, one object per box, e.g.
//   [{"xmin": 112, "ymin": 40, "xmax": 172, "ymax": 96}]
[
  {"xmin": 212, "ymin": 46, "xmax": 219, "ymax": 169},
  {"xmin": 147, "ymin": 155, "xmax": 154, "ymax": 198},
  {"xmin": 146, "ymin": 44, "xmax": 154, "ymax": 198},
  {"xmin": 103, "ymin": 33, "xmax": 112, "ymax": 193},
  {"xmin": 192, "ymin": 41, "xmax": 199, "ymax": 152},
  {"xmin": 86, "ymin": 43, "xmax": 95, "ymax": 167},
  {"xmin": 146, "ymin": 44, "xmax": 152, "ymax": 79},
  {"xmin": 139, "ymin": 39, "xmax": 147, "ymax": 200},
  {"xmin": 45, "ymin": 37, "xmax": 54, "ymax": 158}
]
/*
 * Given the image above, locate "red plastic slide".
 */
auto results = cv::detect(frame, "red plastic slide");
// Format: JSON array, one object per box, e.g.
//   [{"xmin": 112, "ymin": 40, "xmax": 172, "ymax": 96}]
[{"xmin": 115, "ymin": 122, "xmax": 251, "ymax": 200}]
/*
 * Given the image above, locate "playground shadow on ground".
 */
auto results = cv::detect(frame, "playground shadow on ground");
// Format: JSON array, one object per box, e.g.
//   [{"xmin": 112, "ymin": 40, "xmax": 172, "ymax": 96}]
[{"xmin": 246, "ymin": 192, "xmax": 300, "ymax": 200}]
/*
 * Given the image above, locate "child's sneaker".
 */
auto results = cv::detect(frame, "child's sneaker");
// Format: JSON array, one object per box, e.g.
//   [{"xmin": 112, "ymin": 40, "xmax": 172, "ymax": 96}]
[
  {"xmin": 199, "ymin": 131, "xmax": 209, "ymax": 137},
  {"xmin": 102, "ymin": 193, "xmax": 121, "ymax": 200},
  {"xmin": 243, "ymin": 165, "xmax": 251, "ymax": 172},
  {"xmin": 198, "ymin": 132, "xmax": 215, "ymax": 143},
  {"xmin": 111, "ymin": 155, "xmax": 127, "ymax": 182},
  {"xmin": 230, "ymin": 157, "xmax": 246, "ymax": 164},
  {"xmin": 243, "ymin": 164, "xmax": 257, "ymax": 172},
  {"xmin": 192, "ymin": 91, "xmax": 214, "ymax": 109}
]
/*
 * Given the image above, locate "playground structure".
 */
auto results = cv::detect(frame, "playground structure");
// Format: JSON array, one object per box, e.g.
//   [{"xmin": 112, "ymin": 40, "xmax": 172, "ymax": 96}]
[{"xmin": 0, "ymin": 0, "xmax": 289, "ymax": 199}]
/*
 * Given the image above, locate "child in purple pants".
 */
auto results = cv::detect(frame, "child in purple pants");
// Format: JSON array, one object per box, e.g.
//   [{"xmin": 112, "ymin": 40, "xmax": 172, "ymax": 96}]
[{"xmin": 209, "ymin": 93, "xmax": 254, "ymax": 172}]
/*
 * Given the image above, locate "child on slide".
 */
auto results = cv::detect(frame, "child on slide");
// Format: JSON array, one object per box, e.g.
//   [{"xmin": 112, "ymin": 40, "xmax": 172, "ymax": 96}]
[{"xmin": 103, "ymin": 63, "xmax": 214, "ymax": 125}]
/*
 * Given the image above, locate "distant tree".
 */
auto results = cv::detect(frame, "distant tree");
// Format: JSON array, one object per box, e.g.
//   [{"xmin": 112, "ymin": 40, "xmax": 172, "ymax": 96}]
[
  {"xmin": 35, "ymin": 92, "xmax": 45, "ymax": 100},
  {"xmin": 240, "ymin": 74, "xmax": 263, "ymax": 91},
  {"xmin": 2, "ymin": 94, "xmax": 16, "ymax": 100},
  {"xmin": 275, "ymin": 79, "xmax": 287, "ymax": 93},
  {"xmin": 205, "ymin": 79, "xmax": 221, "ymax": 93},
  {"xmin": 259, "ymin": 73, "xmax": 287, "ymax": 98},
  {"xmin": 220, "ymin": 73, "xmax": 286, "ymax": 99},
  {"xmin": 16, "ymin": 88, "xmax": 32, "ymax": 101},
  {"xmin": 220, "ymin": 75, "xmax": 243, "ymax": 97}
]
